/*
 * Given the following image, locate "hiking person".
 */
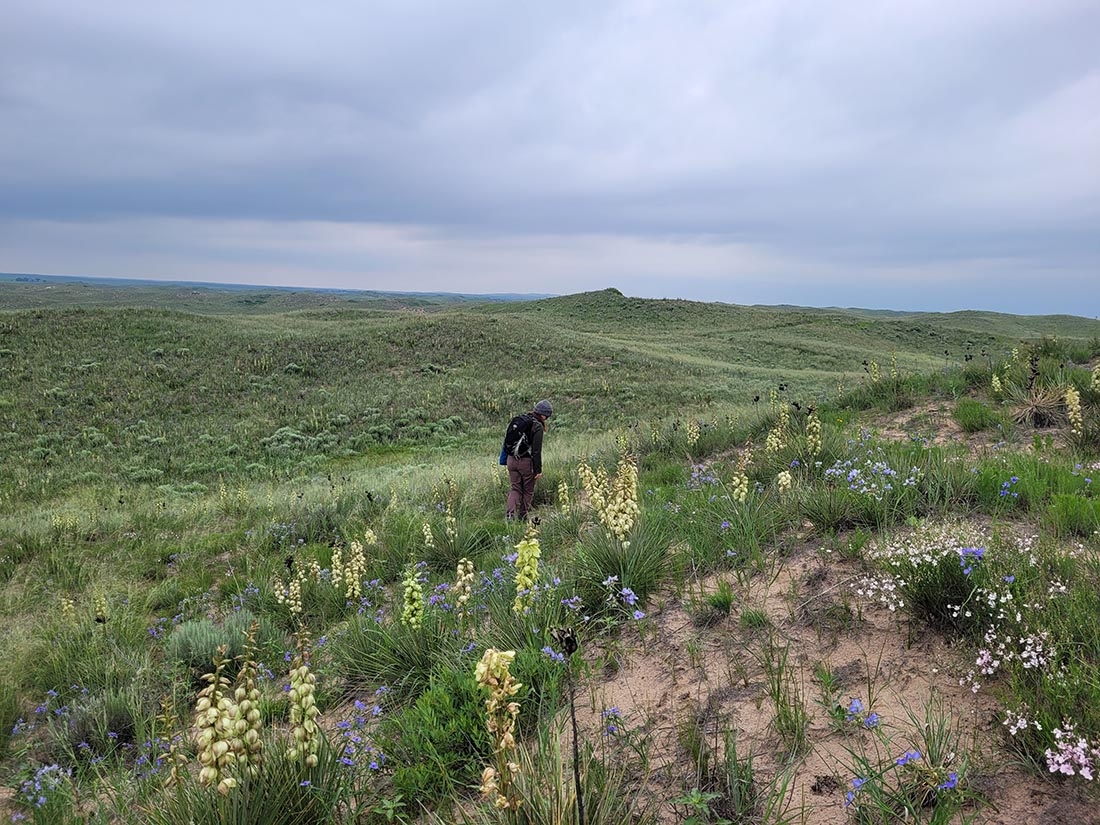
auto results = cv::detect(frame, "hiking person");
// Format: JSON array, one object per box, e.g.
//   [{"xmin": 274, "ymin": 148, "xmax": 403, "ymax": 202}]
[{"xmin": 502, "ymin": 399, "xmax": 553, "ymax": 520}]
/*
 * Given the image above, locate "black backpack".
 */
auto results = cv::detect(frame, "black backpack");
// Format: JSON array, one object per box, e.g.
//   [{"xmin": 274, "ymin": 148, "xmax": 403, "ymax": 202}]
[{"xmin": 502, "ymin": 414, "xmax": 534, "ymax": 459}]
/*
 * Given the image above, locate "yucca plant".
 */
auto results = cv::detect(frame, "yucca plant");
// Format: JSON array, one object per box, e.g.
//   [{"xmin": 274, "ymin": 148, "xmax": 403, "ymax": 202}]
[
  {"xmin": 140, "ymin": 736, "xmax": 350, "ymax": 825},
  {"xmin": 456, "ymin": 719, "xmax": 658, "ymax": 825}
]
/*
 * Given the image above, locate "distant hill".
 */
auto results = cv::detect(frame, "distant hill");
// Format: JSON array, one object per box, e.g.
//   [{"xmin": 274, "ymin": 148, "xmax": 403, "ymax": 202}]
[{"xmin": 0, "ymin": 272, "xmax": 552, "ymax": 314}]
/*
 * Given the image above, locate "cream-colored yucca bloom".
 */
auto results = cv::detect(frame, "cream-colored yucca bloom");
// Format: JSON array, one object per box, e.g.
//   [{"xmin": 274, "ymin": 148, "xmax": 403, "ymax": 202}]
[
  {"xmin": 606, "ymin": 456, "xmax": 641, "ymax": 543},
  {"xmin": 578, "ymin": 460, "xmax": 609, "ymax": 518},
  {"xmin": 730, "ymin": 448, "xmax": 752, "ymax": 504},
  {"xmin": 401, "ymin": 558, "xmax": 425, "ymax": 628},
  {"xmin": 475, "ymin": 648, "xmax": 523, "ymax": 810},
  {"xmin": 687, "ymin": 418, "xmax": 700, "ymax": 448},
  {"xmin": 512, "ymin": 536, "xmax": 540, "ymax": 615},
  {"xmin": 777, "ymin": 470, "xmax": 792, "ymax": 494},
  {"xmin": 616, "ymin": 431, "xmax": 630, "ymax": 453},
  {"xmin": 765, "ymin": 403, "xmax": 789, "ymax": 455},
  {"xmin": 59, "ymin": 595, "xmax": 75, "ymax": 622},
  {"xmin": 422, "ymin": 521, "xmax": 436, "ymax": 550},
  {"xmin": 194, "ymin": 646, "xmax": 237, "ymax": 794},
  {"xmin": 274, "ymin": 572, "xmax": 304, "ymax": 615},
  {"xmin": 286, "ymin": 638, "xmax": 320, "ymax": 767},
  {"xmin": 890, "ymin": 352, "xmax": 899, "ymax": 380},
  {"xmin": 1065, "ymin": 386, "xmax": 1083, "ymax": 437},
  {"xmin": 581, "ymin": 456, "xmax": 641, "ymax": 542},
  {"xmin": 992, "ymin": 372, "xmax": 1003, "ymax": 395},
  {"xmin": 869, "ymin": 361, "xmax": 881, "ymax": 383},
  {"xmin": 454, "ymin": 557, "xmax": 475, "ymax": 622},
  {"xmin": 344, "ymin": 538, "xmax": 367, "ymax": 601},
  {"xmin": 444, "ymin": 477, "xmax": 459, "ymax": 544},
  {"xmin": 92, "ymin": 592, "xmax": 109, "ymax": 624},
  {"xmin": 233, "ymin": 625, "xmax": 264, "ymax": 778},
  {"xmin": 806, "ymin": 409, "xmax": 822, "ymax": 457},
  {"xmin": 557, "ymin": 480, "xmax": 570, "ymax": 512},
  {"xmin": 330, "ymin": 544, "xmax": 344, "ymax": 591},
  {"xmin": 1091, "ymin": 364, "xmax": 1100, "ymax": 393}
]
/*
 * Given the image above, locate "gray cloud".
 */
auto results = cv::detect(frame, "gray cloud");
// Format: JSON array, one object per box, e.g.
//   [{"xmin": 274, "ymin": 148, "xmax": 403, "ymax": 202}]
[{"xmin": 1, "ymin": 0, "xmax": 1098, "ymax": 314}]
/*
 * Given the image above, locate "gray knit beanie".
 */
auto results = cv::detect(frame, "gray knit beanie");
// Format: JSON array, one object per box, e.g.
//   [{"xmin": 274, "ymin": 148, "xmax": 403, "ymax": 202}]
[{"xmin": 534, "ymin": 399, "xmax": 553, "ymax": 417}]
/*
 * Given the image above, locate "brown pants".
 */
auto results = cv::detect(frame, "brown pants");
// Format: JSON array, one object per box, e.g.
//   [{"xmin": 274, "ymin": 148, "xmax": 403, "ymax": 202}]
[{"xmin": 506, "ymin": 455, "xmax": 536, "ymax": 519}]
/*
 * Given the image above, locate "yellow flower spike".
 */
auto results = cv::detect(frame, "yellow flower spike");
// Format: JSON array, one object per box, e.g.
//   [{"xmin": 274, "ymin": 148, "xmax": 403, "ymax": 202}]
[
  {"xmin": 806, "ymin": 408, "xmax": 822, "ymax": 457},
  {"xmin": 687, "ymin": 418, "xmax": 700, "ymax": 448},
  {"xmin": 330, "ymin": 544, "xmax": 344, "ymax": 590},
  {"xmin": 286, "ymin": 632, "xmax": 321, "ymax": 764},
  {"xmin": 454, "ymin": 558, "xmax": 476, "ymax": 623},
  {"xmin": 1065, "ymin": 386, "xmax": 1083, "ymax": 437},
  {"xmin": 401, "ymin": 558, "xmax": 426, "ymax": 628},
  {"xmin": 513, "ymin": 537, "xmax": 541, "ymax": 614},
  {"xmin": 475, "ymin": 648, "xmax": 523, "ymax": 810},
  {"xmin": 557, "ymin": 480, "xmax": 570, "ymax": 512},
  {"xmin": 777, "ymin": 470, "xmax": 792, "ymax": 495}
]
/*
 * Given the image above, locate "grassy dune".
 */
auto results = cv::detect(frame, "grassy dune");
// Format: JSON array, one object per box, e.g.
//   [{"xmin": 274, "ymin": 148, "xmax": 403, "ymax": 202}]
[{"xmin": 1, "ymin": 282, "xmax": 1099, "ymax": 823}]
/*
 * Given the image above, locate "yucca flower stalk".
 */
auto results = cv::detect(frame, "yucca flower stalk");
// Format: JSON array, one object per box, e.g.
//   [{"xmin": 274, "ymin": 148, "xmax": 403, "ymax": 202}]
[
  {"xmin": 330, "ymin": 543, "xmax": 344, "ymax": 592},
  {"xmin": 777, "ymin": 470, "xmax": 792, "ymax": 495},
  {"xmin": 401, "ymin": 557, "xmax": 426, "ymax": 628},
  {"xmin": 557, "ymin": 479, "xmax": 571, "ymax": 512},
  {"xmin": 59, "ymin": 596, "xmax": 75, "ymax": 622},
  {"xmin": 512, "ymin": 531, "xmax": 541, "ymax": 615},
  {"xmin": 890, "ymin": 352, "xmax": 899, "ymax": 380},
  {"xmin": 275, "ymin": 570, "xmax": 304, "ymax": 616},
  {"xmin": 578, "ymin": 460, "xmax": 609, "ymax": 519},
  {"xmin": 604, "ymin": 455, "xmax": 641, "ymax": 544},
  {"xmin": 444, "ymin": 477, "xmax": 459, "ymax": 545},
  {"xmin": 992, "ymin": 372, "xmax": 1003, "ymax": 395},
  {"xmin": 93, "ymin": 592, "xmax": 109, "ymax": 624},
  {"xmin": 233, "ymin": 622, "xmax": 264, "ymax": 777},
  {"xmin": 765, "ymin": 403, "xmax": 789, "ymax": 455},
  {"xmin": 1091, "ymin": 364, "xmax": 1100, "ymax": 393},
  {"xmin": 687, "ymin": 418, "xmax": 700, "ymax": 448},
  {"xmin": 422, "ymin": 521, "xmax": 436, "ymax": 551},
  {"xmin": 344, "ymin": 537, "xmax": 368, "ymax": 601},
  {"xmin": 161, "ymin": 694, "xmax": 188, "ymax": 789},
  {"xmin": 1065, "ymin": 386, "xmax": 1083, "ymax": 437},
  {"xmin": 475, "ymin": 648, "xmax": 523, "ymax": 811},
  {"xmin": 454, "ymin": 557, "xmax": 475, "ymax": 624},
  {"xmin": 730, "ymin": 448, "xmax": 751, "ymax": 504},
  {"xmin": 286, "ymin": 632, "xmax": 320, "ymax": 767},
  {"xmin": 194, "ymin": 646, "xmax": 239, "ymax": 795},
  {"xmin": 806, "ymin": 408, "xmax": 822, "ymax": 457}
]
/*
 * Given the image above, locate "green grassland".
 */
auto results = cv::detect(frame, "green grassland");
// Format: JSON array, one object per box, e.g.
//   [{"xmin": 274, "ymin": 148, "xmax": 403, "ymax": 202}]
[
  {"xmin": 4, "ymin": 284, "xmax": 1096, "ymax": 508},
  {"xmin": 1, "ymin": 281, "xmax": 1099, "ymax": 824}
]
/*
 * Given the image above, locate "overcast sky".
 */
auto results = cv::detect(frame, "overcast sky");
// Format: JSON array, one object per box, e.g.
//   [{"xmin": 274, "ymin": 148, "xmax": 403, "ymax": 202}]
[{"xmin": 2, "ymin": 1, "xmax": 1098, "ymax": 315}]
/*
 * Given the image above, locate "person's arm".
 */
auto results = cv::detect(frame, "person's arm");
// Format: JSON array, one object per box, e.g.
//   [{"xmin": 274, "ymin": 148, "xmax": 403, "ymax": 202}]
[{"xmin": 530, "ymin": 419, "xmax": 544, "ymax": 475}]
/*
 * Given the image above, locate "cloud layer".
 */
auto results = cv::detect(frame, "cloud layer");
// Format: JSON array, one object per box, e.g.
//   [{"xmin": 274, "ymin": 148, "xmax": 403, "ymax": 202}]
[{"xmin": 2, "ymin": 1, "xmax": 1098, "ymax": 314}]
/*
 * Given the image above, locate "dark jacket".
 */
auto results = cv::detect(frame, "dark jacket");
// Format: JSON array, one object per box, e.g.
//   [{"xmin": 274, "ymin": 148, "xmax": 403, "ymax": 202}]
[{"xmin": 527, "ymin": 416, "xmax": 545, "ymax": 474}]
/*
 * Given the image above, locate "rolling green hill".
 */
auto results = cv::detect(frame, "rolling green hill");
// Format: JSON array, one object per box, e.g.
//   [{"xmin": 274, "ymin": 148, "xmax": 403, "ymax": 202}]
[
  {"xmin": 2, "ymin": 283, "xmax": 1098, "ymax": 508},
  {"xmin": 1, "ymin": 282, "xmax": 1100, "ymax": 824}
]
